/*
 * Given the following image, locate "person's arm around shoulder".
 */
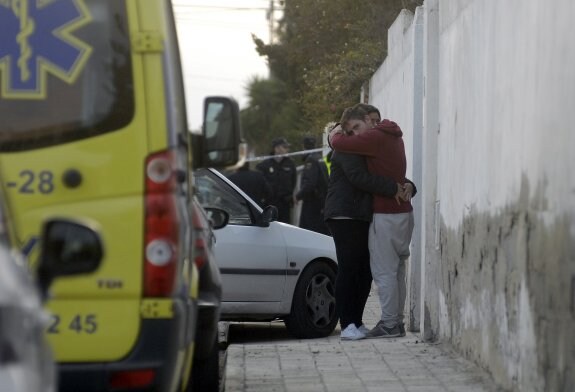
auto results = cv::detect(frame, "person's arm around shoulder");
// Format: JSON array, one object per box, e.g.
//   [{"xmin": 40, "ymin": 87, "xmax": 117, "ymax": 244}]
[{"xmin": 329, "ymin": 130, "xmax": 378, "ymax": 157}]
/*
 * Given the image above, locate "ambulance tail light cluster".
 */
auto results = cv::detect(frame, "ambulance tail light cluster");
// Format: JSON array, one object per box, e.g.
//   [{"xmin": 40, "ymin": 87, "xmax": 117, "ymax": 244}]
[{"xmin": 144, "ymin": 150, "xmax": 180, "ymax": 297}]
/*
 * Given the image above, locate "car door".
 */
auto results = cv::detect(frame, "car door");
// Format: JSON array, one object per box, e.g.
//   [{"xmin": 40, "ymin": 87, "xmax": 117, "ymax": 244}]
[{"xmin": 194, "ymin": 169, "xmax": 287, "ymax": 302}]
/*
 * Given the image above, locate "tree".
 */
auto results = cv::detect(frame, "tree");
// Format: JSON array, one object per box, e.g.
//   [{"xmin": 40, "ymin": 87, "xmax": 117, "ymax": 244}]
[
  {"xmin": 248, "ymin": 0, "xmax": 422, "ymax": 148},
  {"xmin": 240, "ymin": 76, "xmax": 303, "ymax": 156}
]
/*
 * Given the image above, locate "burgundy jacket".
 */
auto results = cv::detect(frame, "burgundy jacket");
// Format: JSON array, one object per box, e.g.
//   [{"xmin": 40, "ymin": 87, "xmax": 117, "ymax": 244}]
[{"xmin": 330, "ymin": 120, "xmax": 413, "ymax": 214}]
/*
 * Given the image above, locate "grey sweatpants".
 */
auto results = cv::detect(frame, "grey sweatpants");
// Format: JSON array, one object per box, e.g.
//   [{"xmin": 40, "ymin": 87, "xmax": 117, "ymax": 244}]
[{"xmin": 368, "ymin": 212, "xmax": 414, "ymax": 328}]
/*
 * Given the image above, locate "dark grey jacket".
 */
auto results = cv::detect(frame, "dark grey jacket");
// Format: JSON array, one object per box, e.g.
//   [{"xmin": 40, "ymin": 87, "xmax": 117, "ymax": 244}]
[{"xmin": 324, "ymin": 151, "xmax": 416, "ymax": 222}]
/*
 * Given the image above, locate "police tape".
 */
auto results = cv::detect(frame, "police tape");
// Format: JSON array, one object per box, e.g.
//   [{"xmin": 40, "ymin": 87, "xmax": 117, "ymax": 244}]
[{"xmin": 245, "ymin": 147, "xmax": 327, "ymax": 163}]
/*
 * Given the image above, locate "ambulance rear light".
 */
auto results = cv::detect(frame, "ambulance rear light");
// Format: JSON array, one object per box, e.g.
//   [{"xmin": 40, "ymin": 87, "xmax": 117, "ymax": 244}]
[
  {"xmin": 143, "ymin": 150, "xmax": 180, "ymax": 297},
  {"xmin": 146, "ymin": 156, "xmax": 172, "ymax": 184},
  {"xmin": 145, "ymin": 239, "xmax": 173, "ymax": 266},
  {"xmin": 145, "ymin": 151, "xmax": 177, "ymax": 192}
]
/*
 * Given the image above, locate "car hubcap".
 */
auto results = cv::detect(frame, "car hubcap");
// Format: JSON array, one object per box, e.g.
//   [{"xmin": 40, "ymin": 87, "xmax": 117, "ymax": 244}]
[{"xmin": 305, "ymin": 273, "xmax": 335, "ymax": 327}]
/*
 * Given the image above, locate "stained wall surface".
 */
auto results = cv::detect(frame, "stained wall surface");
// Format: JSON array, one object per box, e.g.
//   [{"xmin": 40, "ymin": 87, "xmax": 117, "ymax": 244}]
[{"xmin": 368, "ymin": 1, "xmax": 575, "ymax": 390}]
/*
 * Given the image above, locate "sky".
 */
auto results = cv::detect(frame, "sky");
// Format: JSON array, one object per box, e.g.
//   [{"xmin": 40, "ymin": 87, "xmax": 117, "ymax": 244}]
[{"xmin": 172, "ymin": 0, "xmax": 277, "ymax": 130}]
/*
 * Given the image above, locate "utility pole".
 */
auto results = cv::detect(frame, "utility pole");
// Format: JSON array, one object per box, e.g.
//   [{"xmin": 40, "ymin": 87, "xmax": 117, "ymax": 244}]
[
  {"xmin": 268, "ymin": 0, "xmax": 275, "ymax": 44},
  {"xmin": 267, "ymin": 1, "xmax": 285, "ymax": 45}
]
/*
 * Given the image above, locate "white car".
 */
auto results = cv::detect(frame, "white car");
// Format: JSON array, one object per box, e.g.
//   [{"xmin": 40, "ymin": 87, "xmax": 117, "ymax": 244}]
[{"xmin": 194, "ymin": 168, "xmax": 339, "ymax": 339}]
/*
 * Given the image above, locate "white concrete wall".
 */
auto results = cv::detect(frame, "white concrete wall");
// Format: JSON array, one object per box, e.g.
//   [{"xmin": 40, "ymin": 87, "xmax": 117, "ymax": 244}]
[
  {"xmin": 370, "ymin": 10, "xmax": 416, "ymax": 174},
  {"xmin": 437, "ymin": 0, "xmax": 575, "ymax": 228},
  {"xmin": 420, "ymin": 0, "xmax": 441, "ymax": 343},
  {"xmin": 369, "ymin": 7, "xmax": 425, "ymax": 334},
  {"xmin": 368, "ymin": 0, "xmax": 575, "ymax": 390}
]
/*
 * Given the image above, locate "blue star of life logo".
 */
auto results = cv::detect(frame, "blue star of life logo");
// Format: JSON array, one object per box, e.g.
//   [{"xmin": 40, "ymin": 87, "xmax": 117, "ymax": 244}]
[{"xmin": 0, "ymin": 0, "xmax": 92, "ymax": 99}]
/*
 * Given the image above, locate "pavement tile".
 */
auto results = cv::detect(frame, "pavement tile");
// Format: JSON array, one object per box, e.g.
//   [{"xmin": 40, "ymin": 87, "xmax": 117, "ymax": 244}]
[
  {"xmin": 357, "ymin": 373, "xmax": 401, "ymax": 383},
  {"xmin": 323, "ymin": 381, "xmax": 365, "ymax": 392},
  {"xmin": 285, "ymin": 385, "xmax": 323, "ymax": 392},
  {"xmin": 245, "ymin": 385, "xmax": 284, "ymax": 392},
  {"xmin": 406, "ymin": 387, "xmax": 446, "ymax": 392},
  {"xmin": 365, "ymin": 381, "xmax": 407, "ymax": 392}
]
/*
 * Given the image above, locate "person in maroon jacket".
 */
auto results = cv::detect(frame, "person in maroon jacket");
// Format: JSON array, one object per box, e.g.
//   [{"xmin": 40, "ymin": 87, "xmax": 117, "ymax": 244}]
[{"xmin": 329, "ymin": 103, "xmax": 414, "ymax": 339}]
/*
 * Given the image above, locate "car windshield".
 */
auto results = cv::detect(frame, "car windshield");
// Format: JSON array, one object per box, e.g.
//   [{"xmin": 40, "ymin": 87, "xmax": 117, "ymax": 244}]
[{"xmin": 194, "ymin": 169, "xmax": 253, "ymax": 225}]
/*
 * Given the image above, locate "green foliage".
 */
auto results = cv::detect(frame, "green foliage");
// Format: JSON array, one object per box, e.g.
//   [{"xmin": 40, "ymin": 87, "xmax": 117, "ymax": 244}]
[
  {"xmin": 240, "ymin": 76, "xmax": 304, "ymax": 156},
  {"xmin": 243, "ymin": 0, "xmax": 422, "ymax": 155}
]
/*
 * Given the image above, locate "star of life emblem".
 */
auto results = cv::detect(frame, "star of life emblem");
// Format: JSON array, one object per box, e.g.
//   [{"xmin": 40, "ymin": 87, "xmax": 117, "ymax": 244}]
[{"xmin": 0, "ymin": 0, "xmax": 92, "ymax": 99}]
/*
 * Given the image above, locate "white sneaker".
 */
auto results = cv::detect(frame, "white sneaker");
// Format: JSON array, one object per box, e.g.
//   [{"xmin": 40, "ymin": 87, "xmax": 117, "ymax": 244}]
[
  {"xmin": 357, "ymin": 324, "xmax": 370, "ymax": 334},
  {"xmin": 341, "ymin": 324, "xmax": 366, "ymax": 341}
]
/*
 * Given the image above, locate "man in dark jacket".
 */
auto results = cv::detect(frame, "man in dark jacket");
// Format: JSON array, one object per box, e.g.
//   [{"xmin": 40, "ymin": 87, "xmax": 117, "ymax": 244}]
[
  {"xmin": 256, "ymin": 137, "xmax": 297, "ymax": 223},
  {"xmin": 228, "ymin": 161, "xmax": 272, "ymax": 207},
  {"xmin": 295, "ymin": 136, "xmax": 330, "ymax": 235}
]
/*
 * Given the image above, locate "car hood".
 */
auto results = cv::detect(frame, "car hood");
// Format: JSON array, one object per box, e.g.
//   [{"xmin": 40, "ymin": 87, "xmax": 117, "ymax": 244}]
[{"xmin": 272, "ymin": 222, "xmax": 337, "ymax": 264}]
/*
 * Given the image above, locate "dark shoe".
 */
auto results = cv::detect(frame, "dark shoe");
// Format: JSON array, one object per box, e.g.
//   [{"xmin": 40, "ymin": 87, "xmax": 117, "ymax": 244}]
[
  {"xmin": 399, "ymin": 323, "xmax": 406, "ymax": 337},
  {"xmin": 365, "ymin": 321, "xmax": 400, "ymax": 339}
]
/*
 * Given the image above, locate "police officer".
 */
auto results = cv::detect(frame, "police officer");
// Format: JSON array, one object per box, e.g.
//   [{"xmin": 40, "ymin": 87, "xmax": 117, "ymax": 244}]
[
  {"xmin": 295, "ymin": 136, "xmax": 330, "ymax": 235},
  {"xmin": 228, "ymin": 161, "xmax": 272, "ymax": 207},
  {"xmin": 256, "ymin": 137, "xmax": 297, "ymax": 223}
]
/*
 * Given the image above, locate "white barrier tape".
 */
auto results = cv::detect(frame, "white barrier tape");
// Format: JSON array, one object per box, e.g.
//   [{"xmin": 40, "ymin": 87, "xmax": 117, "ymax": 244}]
[{"xmin": 245, "ymin": 147, "xmax": 326, "ymax": 163}]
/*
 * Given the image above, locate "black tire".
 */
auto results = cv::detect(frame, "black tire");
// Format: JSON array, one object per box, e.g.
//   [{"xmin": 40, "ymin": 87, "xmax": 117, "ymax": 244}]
[
  {"xmin": 188, "ymin": 332, "xmax": 219, "ymax": 392},
  {"xmin": 284, "ymin": 261, "xmax": 338, "ymax": 339}
]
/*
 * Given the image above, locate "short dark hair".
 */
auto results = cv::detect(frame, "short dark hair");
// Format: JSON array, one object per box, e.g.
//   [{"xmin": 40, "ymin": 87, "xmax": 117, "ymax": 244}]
[
  {"xmin": 339, "ymin": 104, "xmax": 369, "ymax": 130},
  {"xmin": 271, "ymin": 137, "xmax": 290, "ymax": 148},
  {"xmin": 360, "ymin": 104, "xmax": 381, "ymax": 119}
]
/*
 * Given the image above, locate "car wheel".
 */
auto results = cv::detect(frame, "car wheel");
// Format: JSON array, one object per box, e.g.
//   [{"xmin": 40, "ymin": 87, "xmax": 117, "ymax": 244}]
[
  {"xmin": 284, "ymin": 261, "xmax": 337, "ymax": 339},
  {"xmin": 188, "ymin": 332, "xmax": 219, "ymax": 392}
]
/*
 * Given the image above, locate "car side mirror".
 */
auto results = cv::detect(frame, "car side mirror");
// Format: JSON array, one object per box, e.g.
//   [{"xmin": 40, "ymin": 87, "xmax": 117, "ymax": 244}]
[
  {"xmin": 203, "ymin": 207, "xmax": 229, "ymax": 230},
  {"xmin": 258, "ymin": 205, "xmax": 278, "ymax": 227},
  {"xmin": 37, "ymin": 219, "xmax": 103, "ymax": 299}
]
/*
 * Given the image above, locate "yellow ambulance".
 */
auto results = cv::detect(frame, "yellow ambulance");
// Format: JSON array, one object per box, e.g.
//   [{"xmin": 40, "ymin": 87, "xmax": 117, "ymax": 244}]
[{"xmin": 0, "ymin": 0, "xmax": 242, "ymax": 391}]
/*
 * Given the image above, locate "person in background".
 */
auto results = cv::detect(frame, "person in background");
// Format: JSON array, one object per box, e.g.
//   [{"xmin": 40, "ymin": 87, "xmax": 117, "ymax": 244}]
[
  {"xmin": 330, "ymin": 103, "xmax": 415, "ymax": 339},
  {"xmin": 228, "ymin": 161, "xmax": 272, "ymax": 207},
  {"xmin": 322, "ymin": 122, "xmax": 336, "ymax": 175},
  {"xmin": 323, "ymin": 150, "xmax": 333, "ymax": 175},
  {"xmin": 256, "ymin": 137, "xmax": 297, "ymax": 224},
  {"xmin": 295, "ymin": 136, "xmax": 330, "ymax": 235}
]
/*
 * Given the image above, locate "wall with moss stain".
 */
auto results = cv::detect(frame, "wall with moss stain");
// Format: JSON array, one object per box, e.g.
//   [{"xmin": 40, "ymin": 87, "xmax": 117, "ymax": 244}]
[{"xmin": 370, "ymin": 0, "xmax": 575, "ymax": 390}]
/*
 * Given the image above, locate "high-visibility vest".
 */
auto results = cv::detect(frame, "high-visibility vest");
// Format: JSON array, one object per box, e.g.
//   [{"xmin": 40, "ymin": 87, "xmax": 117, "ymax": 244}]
[{"xmin": 323, "ymin": 154, "xmax": 332, "ymax": 176}]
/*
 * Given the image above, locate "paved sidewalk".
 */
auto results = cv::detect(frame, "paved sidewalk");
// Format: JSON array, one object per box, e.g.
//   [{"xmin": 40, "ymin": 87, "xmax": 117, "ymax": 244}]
[{"xmin": 223, "ymin": 285, "xmax": 502, "ymax": 392}]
